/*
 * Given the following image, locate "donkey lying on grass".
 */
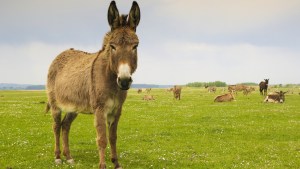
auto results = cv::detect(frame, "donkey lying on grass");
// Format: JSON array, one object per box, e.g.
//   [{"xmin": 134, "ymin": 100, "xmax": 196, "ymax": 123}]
[
  {"xmin": 264, "ymin": 91, "xmax": 287, "ymax": 103},
  {"xmin": 214, "ymin": 92, "xmax": 235, "ymax": 102},
  {"xmin": 46, "ymin": 1, "xmax": 140, "ymax": 168}
]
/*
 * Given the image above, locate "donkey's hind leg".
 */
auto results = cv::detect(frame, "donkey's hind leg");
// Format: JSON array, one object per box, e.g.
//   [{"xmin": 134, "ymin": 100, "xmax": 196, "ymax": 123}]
[
  {"xmin": 51, "ymin": 107, "xmax": 62, "ymax": 164},
  {"xmin": 61, "ymin": 112, "xmax": 78, "ymax": 164}
]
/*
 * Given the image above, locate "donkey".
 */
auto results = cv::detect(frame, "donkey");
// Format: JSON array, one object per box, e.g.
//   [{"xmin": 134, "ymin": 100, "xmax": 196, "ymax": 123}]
[
  {"xmin": 243, "ymin": 87, "xmax": 255, "ymax": 96},
  {"xmin": 228, "ymin": 85, "xmax": 236, "ymax": 93},
  {"xmin": 145, "ymin": 88, "xmax": 151, "ymax": 93},
  {"xmin": 214, "ymin": 92, "xmax": 235, "ymax": 102},
  {"xmin": 46, "ymin": 1, "xmax": 140, "ymax": 168},
  {"xmin": 173, "ymin": 85, "xmax": 182, "ymax": 100},
  {"xmin": 142, "ymin": 95, "xmax": 155, "ymax": 101},
  {"xmin": 207, "ymin": 86, "xmax": 217, "ymax": 93},
  {"xmin": 259, "ymin": 79, "xmax": 269, "ymax": 96},
  {"xmin": 264, "ymin": 91, "xmax": 287, "ymax": 103},
  {"xmin": 137, "ymin": 88, "xmax": 142, "ymax": 93}
]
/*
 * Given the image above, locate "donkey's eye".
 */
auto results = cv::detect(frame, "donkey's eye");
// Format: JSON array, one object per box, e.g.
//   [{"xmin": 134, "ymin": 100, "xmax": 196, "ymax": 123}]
[
  {"xmin": 132, "ymin": 44, "xmax": 138, "ymax": 50},
  {"xmin": 110, "ymin": 44, "xmax": 116, "ymax": 51}
]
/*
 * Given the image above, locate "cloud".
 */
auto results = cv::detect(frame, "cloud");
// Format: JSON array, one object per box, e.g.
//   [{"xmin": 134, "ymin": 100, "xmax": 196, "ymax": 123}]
[
  {"xmin": 0, "ymin": 40, "xmax": 299, "ymax": 85},
  {"xmin": 0, "ymin": 1, "xmax": 299, "ymax": 85},
  {"xmin": 0, "ymin": 42, "xmax": 100, "ymax": 84},
  {"xmin": 152, "ymin": 0, "xmax": 300, "ymax": 35},
  {"xmin": 0, "ymin": 0, "xmax": 109, "ymax": 44},
  {"xmin": 135, "ymin": 41, "xmax": 300, "ymax": 85}
]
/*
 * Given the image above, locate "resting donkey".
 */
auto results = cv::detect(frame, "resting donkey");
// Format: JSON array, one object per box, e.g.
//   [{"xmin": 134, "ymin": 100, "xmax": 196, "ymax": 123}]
[{"xmin": 46, "ymin": 1, "xmax": 140, "ymax": 168}]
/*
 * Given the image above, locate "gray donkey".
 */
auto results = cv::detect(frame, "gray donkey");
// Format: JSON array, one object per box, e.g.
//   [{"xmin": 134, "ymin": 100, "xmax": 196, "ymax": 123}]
[{"xmin": 46, "ymin": 1, "xmax": 140, "ymax": 168}]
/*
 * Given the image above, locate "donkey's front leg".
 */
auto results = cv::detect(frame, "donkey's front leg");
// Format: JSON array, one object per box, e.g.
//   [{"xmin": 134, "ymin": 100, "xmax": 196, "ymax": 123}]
[
  {"xmin": 95, "ymin": 108, "xmax": 108, "ymax": 169},
  {"xmin": 109, "ymin": 109, "xmax": 122, "ymax": 169}
]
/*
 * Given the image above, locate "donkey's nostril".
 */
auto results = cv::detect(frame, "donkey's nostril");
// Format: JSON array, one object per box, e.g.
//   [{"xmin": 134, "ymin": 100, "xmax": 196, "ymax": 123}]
[
  {"xmin": 117, "ymin": 77, "xmax": 132, "ymax": 90},
  {"xmin": 121, "ymin": 80, "xmax": 128, "ymax": 87}
]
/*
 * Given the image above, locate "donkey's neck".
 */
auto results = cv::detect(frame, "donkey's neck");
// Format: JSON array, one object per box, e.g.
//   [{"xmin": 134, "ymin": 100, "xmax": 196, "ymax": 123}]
[{"xmin": 91, "ymin": 52, "xmax": 119, "ymax": 92}]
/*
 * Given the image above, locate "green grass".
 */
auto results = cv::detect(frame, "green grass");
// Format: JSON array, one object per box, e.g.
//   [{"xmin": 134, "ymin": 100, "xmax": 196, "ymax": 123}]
[{"xmin": 0, "ymin": 88, "xmax": 299, "ymax": 169}]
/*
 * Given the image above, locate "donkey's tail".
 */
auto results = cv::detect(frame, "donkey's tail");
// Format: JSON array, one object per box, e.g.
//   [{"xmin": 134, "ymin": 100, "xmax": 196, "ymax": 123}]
[{"xmin": 45, "ymin": 102, "xmax": 51, "ymax": 113}]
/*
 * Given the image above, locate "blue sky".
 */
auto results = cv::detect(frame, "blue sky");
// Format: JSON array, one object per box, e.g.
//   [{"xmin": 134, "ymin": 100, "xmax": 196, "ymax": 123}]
[{"xmin": 1, "ymin": 0, "xmax": 300, "ymax": 85}]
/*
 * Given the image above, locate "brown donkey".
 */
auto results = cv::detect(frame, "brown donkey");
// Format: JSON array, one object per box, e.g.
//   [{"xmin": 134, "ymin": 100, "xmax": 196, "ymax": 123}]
[
  {"xmin": 46, "ymin": 1, "xmax": 140, "ymax": 168},
  {"xmin": 259, "ymin": 79, "xmax": 269, "ymax": 96}
]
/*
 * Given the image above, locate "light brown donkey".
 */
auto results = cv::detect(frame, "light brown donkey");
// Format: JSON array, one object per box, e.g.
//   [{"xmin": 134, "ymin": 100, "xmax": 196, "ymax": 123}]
[{"xmin": 46, "ymin": 1, "xmax": 140, "ymax": 168}]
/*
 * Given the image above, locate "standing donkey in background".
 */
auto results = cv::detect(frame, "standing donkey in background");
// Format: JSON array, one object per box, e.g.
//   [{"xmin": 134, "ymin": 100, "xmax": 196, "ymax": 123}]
[
  {"xmin": 259, "ymin": 79, "xmax": 269, "ymax": 96},
  {"xmin": 173, "ymin": 85, "xmax": 182, "ymax": 100},
  {"xmin": 46, "ymin": 1, "xmax": 140, "ymax": 168}
]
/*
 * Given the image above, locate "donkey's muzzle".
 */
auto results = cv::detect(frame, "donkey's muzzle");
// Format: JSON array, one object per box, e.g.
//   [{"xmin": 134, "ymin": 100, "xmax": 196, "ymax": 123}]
[{"xmin": 117, "ymin": 77, "xmax": 133, "ymax": 90}]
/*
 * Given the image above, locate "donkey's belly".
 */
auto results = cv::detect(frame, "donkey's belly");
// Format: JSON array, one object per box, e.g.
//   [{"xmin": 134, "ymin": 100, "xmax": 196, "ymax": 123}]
[
  {"xmin": 54, "ymin": 73, "xmax": 92, "ymax": 113},
  {"xmin": 57, "ymin": 101, "xmax": 93, "ymax": 114},
  {"xmin": 56, "ymin": 91, "xmax": 92, "ymax": 114}
]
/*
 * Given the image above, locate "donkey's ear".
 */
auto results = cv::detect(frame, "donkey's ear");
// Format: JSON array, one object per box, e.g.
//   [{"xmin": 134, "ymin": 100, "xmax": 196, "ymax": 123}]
[
  {"xmin": 108, "ymin": 1, "xmax": 120, "ymax": 31},
  {"xmin": 128, "ymin": 1, "xmax": 140, "ymax": 31}
]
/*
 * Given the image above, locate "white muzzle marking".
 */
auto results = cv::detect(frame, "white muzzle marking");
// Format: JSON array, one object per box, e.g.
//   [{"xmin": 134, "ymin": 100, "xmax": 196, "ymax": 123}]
[{"xmin": 118, "ymin": 63, "xmax": 131, "ymax": 79}]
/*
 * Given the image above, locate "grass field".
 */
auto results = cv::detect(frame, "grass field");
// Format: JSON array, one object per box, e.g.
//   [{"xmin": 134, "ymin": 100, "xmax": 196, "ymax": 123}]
[{"xmin": 0, "ymin": 88, "xmax": 299, "ymax": 169}]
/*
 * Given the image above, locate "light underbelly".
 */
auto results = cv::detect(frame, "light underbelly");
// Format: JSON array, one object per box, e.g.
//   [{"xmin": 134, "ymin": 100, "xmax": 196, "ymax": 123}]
[
  {"xmin": 57, "ymin": 97, "xmax": 121, "ymax": 118},
  {"xmin": 57, "ymin": 102, "xmax": 92, "ymax": 114}
]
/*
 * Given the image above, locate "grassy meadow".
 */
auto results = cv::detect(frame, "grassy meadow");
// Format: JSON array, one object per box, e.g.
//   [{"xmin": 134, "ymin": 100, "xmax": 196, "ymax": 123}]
[{"xmin": 0, "ymin": 88, "xmax": 299, "ymax": 169}]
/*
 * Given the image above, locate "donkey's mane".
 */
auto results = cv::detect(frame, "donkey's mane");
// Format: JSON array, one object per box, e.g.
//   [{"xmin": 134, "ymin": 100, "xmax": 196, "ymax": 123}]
[{"xmin": 70, "ymin": 48, "xmax": 96, "ymax": 55}]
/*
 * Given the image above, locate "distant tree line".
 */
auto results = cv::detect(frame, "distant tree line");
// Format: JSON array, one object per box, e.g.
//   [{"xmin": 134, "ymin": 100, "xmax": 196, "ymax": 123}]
[
  {"xmin": 0, "ymin": 84, "xmax": 45, "ymax": 90},
  {"xmin": 131, "ymin": 84, "xmax": 173, "ymax": 89},
  {"xmin": 239, "ymin": 82, "xmax": 258, "ymax": 86},
  {"xmin": 186, "ymin": 81, "xmax": 227, "ymax": 87},
  {"xmin": 272, "ymin": 84, "xmax": 300, "ymax": 88},
  {"xmin": 25, "ymin": 85, "xmax": 45, "ymax": 90}
]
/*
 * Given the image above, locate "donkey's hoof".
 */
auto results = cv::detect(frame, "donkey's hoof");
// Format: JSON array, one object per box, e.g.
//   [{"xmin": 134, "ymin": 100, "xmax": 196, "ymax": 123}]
[
  {"xmin": 115, "ymin": 164, "xmax": 122, "ymax": 169},
  {"xmin": 67, "ymin": 159, "xmax": 75, "ymax": 165},
  {"xmin": 100, "ymin": 163, "xmax": 106, "ymax": 169},
  {"xmin": 54, "ymin": 159, "xmax": 62, "ymax": 165}
]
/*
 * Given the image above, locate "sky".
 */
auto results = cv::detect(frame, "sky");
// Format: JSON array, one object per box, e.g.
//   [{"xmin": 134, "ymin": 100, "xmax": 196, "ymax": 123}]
[{"xmin": 1, "ymin": 0, "xmax": 300, "ymax": 85}]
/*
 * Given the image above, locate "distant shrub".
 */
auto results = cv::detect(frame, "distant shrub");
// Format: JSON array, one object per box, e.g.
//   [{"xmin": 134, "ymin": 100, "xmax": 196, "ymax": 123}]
[{"xmin": 186, "ymin": 81, "xmax": 227, "ymax": 87}]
